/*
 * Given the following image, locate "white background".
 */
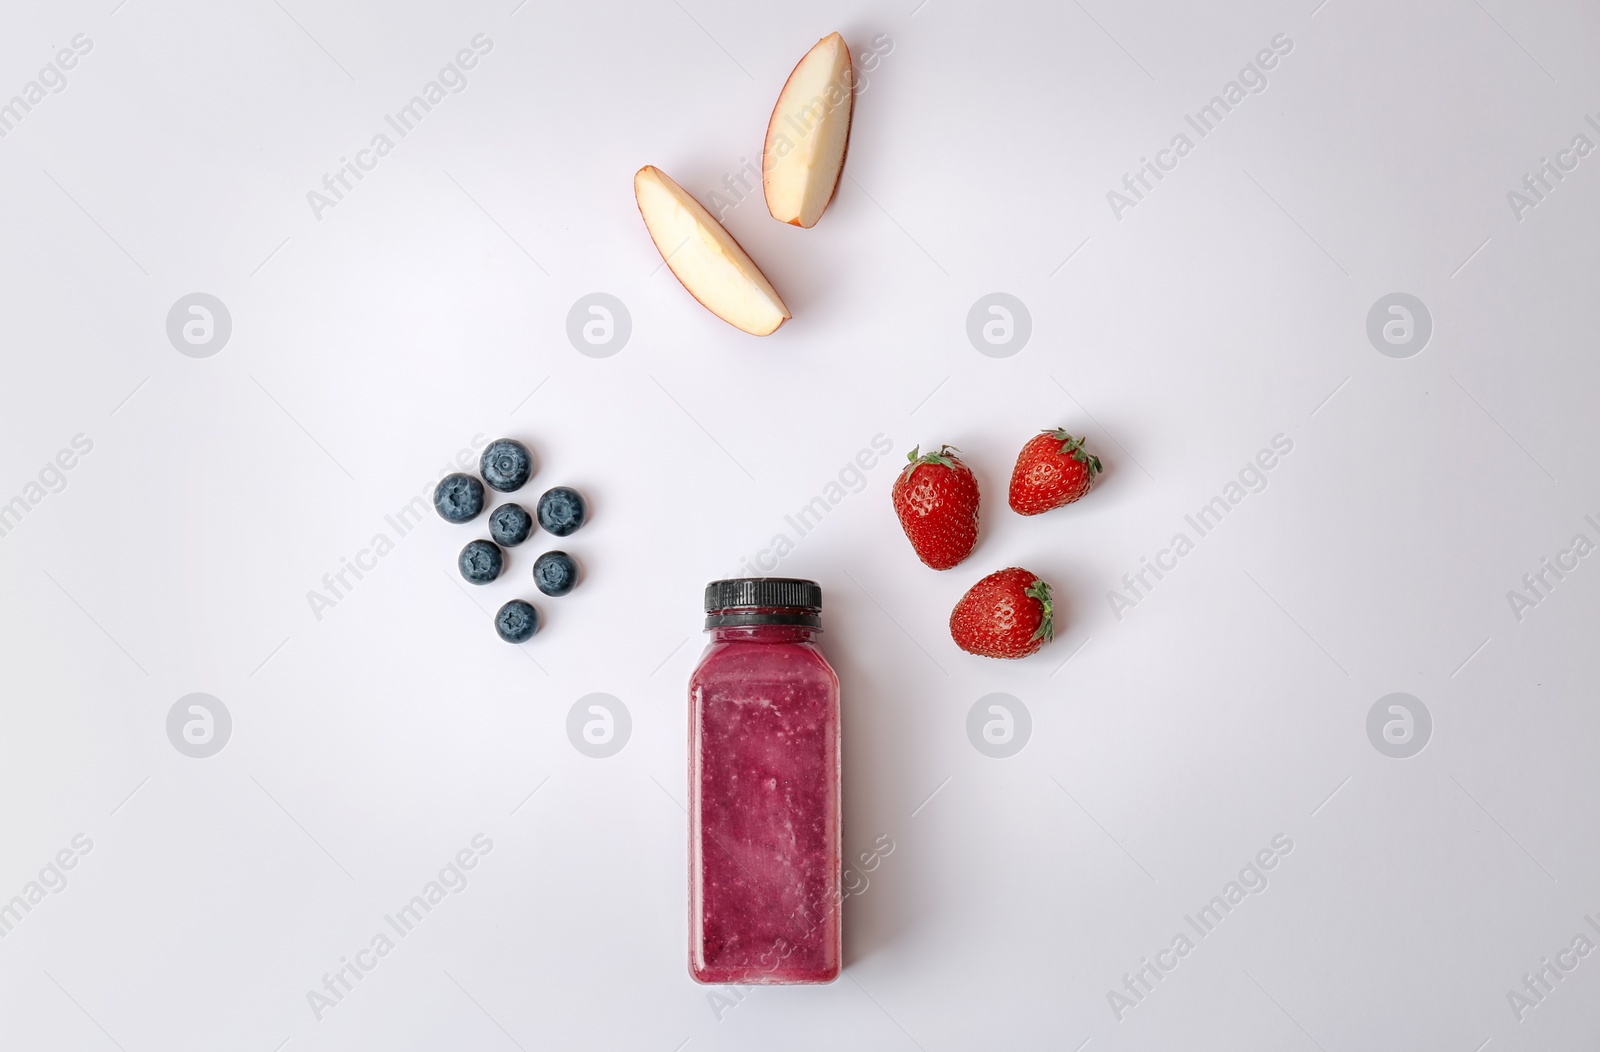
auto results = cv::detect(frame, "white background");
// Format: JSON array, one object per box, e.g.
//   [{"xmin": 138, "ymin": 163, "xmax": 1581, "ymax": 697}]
[{"xmin": 3, "ymin": 0, "xmax": 1599, "ymax": 1048}]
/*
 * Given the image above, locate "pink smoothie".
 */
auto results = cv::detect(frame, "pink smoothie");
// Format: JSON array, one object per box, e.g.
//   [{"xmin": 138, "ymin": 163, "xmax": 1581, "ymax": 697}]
[{"xmin": 689, "ymin": 607, "xmax": 840, "ymax": 985}]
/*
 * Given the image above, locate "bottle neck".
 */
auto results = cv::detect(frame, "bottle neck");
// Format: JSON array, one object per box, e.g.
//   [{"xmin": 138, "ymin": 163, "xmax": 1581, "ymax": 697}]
[{"xmin": 708, "ymin": 623, "xmax": 821, "ymax": 644}]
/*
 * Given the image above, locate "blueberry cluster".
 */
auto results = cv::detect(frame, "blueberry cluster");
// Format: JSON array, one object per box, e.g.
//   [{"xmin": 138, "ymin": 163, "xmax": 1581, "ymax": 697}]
[{"xmin": 432, "ymin": 438, "xmax": 589, "ymax": 643}]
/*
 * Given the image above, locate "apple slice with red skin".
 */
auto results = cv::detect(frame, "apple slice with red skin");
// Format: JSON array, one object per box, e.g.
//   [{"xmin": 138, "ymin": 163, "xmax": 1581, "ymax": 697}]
[
  {"xmin": 634, "ymin": 165, "xmax": 791, "ymax": 337},
  {"xmin": 763, "ymin": 32, "xmax": 855, "ymax": 228}
]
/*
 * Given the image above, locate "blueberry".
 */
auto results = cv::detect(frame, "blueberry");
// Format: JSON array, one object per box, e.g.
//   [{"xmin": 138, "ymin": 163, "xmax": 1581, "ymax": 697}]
[
  {"xmin": 495, "ymin": 599, "xmax": 539, "ymax": 643},
  {"xmin": 488, "ymin": 503, "xmax": 533, "ymax": 547},
  {"xmin": 537, "ymin": 486, "xmax": 587, "ymax": 536},
  {"xmin": 434, "ymin": 473, "xmax": 484, "ymax": 523},
  {"xmin": 533, "ymin": 550, "xmax": 578, "ymax": 596},
  {"xmin": 480, "ymin": 439, "xmax": 533, "ymax": 492},
  {"xmin": 458, "ymin": 539, "xmax": 504, "ymax": 584}
]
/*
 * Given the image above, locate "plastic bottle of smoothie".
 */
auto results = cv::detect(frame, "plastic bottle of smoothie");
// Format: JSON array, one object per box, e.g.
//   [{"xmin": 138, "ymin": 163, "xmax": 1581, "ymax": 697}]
[{"xmin": 689, "ymin": 578, "xmax": 841, "ymax": 984}]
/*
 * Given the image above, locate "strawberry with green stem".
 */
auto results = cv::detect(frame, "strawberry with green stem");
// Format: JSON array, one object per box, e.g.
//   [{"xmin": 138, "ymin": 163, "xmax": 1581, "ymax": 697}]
[
  {"xmin": 1008, "ymin": 429, "xmax": 1102, "ymax": 515},
  {"xmin": 892, "ymin": 444, "xmax": 980, "ymax": 570},
  {"xmin": 949, "ymin": 567, "xmax": 1054, "ymax": 659}
]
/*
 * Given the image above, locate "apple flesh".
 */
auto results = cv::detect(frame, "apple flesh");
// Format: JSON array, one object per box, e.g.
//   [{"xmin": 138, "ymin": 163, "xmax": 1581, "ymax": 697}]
[
  {"xmin": 763, "ymin": 32, "xmax": 854, "ymax": 229},
  {"xmin": 634, "ymin": 165, "xmax": 791, "ymax": 337}
]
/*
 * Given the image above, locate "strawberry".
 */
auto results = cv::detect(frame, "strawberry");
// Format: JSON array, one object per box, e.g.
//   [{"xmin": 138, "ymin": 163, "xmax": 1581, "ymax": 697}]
[
  {"xmin": 949, "ymin": 567, "xmax": 1053, "ymax": 659},
  {"xmin": 1008, "ymin": 429, "xmax": 1102, "ymax": 515},
  {"xmin": 891, "ymin": 444, "xmax": 980, "ymax": 570}
]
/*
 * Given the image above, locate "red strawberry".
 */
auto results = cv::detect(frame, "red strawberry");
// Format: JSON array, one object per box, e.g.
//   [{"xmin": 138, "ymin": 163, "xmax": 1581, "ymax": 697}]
[
  {"xmin": 949, "ymin": 567, "xmax": 1054, "ymax": 659},
  {"xmin": 892, "ymin": 444, "xmax": 980, "ymax": 570},
  {"xmin": 1008, "ymin": 429, "xmax": 1102, "ymax": 515}
]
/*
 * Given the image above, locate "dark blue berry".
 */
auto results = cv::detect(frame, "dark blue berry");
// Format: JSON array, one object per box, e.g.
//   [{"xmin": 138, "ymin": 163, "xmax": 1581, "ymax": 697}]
[
  {"xmin": 481, "ymin": 439, "xmax": 533, "ymax": 492},
  {"xmin": 488, "ymin": 503, "xmax": 533, "ymax": 547},
  {"xmin": 458, "ymin": 539, "xmax": 504, "ymax": 584},
  {"xmin": 537, "ymin": 486, "xmax": 587, "ymax": 536},
  {"xmin": 434, "ymin": 473, "xmax": 484, "ymax": 523},
  {"xmin": 533, "ymin": 550, "xmax": 578, "ymax": 596},
  {"xmin": 495, "ymin": 599, "xmax": 539, "ymax": 643}
]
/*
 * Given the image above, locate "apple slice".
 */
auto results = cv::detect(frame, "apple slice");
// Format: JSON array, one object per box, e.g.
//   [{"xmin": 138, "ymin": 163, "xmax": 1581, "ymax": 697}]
[
  {"xmin": 763, "ymin": 32, "xmax": 854, "ymax": 228},
  {"xmin": 634, "ymin": 165, "xmax": 791, "ymax": 337}
]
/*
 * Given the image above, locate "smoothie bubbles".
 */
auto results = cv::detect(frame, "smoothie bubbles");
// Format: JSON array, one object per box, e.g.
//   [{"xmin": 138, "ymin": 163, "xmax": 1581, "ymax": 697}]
[{"xmin": 689, "ymin": 578, "xmax": 841, "ymax": 984}]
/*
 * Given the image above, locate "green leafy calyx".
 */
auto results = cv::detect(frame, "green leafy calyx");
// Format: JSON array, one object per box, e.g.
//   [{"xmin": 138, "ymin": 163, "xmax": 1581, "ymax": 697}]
[
  {"xmin": 1045, "ymin": 429, "xmax": 1102, "ymax": 476},
  {"xmin": 1025, "ymin": 578, "xmax": 1054, "ymax": 642},
  {"xmin": 905, "ymin": 444, "xmax": 961, "ymax": 470}
]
